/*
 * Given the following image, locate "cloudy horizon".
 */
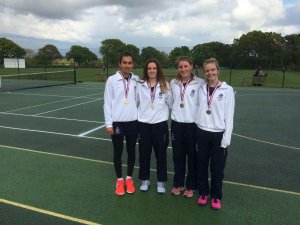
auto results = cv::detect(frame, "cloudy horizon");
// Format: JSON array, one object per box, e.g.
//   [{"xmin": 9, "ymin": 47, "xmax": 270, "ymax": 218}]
[{"xmin": 1, "ymin": 0, "xmax": 300, "ymax": 55}]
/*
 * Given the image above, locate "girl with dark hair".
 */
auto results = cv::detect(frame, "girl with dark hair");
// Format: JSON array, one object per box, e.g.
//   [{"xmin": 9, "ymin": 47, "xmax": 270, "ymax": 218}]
[{"xmin": 137, "ymin": 58, "xmax": 171, "ymax": 194}]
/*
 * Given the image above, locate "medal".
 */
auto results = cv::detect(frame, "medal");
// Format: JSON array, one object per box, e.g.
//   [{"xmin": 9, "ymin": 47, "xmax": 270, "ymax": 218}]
[
  {"xmin": 121, "ymin": 72, "xmax": 130, "ymax": 105},
  {"xmin": 206, "ymin": 81, "xmax": 220, "ymax": 114},
  {"xmin": 179, "ymin": 78, "xmax": 190, "ymax": 110},
  {"xmin": 148, "ymin": 80, "xmax": 157, "ymax": 109}
]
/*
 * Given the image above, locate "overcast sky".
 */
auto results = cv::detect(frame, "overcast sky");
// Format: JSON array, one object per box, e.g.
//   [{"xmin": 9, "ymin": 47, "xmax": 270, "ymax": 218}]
[{"xmin": 0, "ymin": 0, "xmax": 300, "ymax": 55}]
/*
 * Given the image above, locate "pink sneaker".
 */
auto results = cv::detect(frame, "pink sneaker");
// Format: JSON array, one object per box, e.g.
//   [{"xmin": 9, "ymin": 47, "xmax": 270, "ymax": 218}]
[
  {"xmin": 211, "ymin": 198, "xmax": 221, "ymax": 210},
  {"xmin": 198, "ymin": 195, "xmax": 209, "ymax": 206},
  {"xmin": 171, "ymin": 187, "xmax": 184, "ymax": 195},
  {"xmin": 183, "ymin": 189, "xmax": 194, "ymax": 198}
]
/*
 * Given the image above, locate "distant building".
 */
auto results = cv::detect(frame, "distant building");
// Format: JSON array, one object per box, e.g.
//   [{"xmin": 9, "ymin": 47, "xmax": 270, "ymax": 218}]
[{"xmin": 4, "ymin": 58, "xmax": 25, "ymax": 68}]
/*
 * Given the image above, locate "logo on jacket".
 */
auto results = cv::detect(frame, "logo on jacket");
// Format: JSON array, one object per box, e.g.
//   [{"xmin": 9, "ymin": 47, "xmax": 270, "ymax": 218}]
[
  {"xmin": 190, "ymin": 89, "xmax": 196, "ymax": 97},
  {"xmin": 217, "ymin": 93, "xmax": 224, "ymax": 101},
  {"xmin": 158, "ymin": 92, "xmax": 163, "ymax": 99}
]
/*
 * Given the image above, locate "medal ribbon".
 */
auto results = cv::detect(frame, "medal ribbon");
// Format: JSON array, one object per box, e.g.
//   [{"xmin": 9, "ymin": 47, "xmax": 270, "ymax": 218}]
[
  {"xmin": 148, "ymin": 80, "xmax": 157, "ymax": 105},
  {"xmin": 207, "ymin": 82, "xmax": 220, "ymax": 109},
  {"xmin": 121, "ymin": 73, "xmax": 130, "ymax": 101},
  {"xmin": 179, "ymin": 78, "xmax": 190, "ymax": 103}
]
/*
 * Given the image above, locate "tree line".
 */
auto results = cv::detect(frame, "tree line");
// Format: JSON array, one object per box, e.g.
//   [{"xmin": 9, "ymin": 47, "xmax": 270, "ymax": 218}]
[{"xmin": 1, "ymin": 30, "xmax": 299, "ymax": 70}]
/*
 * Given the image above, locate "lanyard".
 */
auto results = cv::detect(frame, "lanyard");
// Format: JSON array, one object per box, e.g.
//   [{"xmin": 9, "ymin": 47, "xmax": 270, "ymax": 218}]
[
  {"xmin": 148, "ymin": 80, "xmax": 157, "ymax": 107},
  {"xmin": 121, "ymin": 73, "xmax": 130, "ymax": 104},
  {"xmin": 207, "ymin": 82, "xmax": 220, "ymax": 109},
  {"xmin": 179, "ymin": 78, "xmax": 190, "ymax": 103}
]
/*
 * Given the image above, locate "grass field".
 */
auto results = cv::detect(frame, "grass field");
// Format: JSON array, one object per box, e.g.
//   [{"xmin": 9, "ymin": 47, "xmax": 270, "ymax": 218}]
[
  {"xmin": 0, "ymin": 82, "xmax": 299, "ymax": 225},
  {"xmin": 1, "ymin": 67, "xmax": 300, "ymax": 88}
]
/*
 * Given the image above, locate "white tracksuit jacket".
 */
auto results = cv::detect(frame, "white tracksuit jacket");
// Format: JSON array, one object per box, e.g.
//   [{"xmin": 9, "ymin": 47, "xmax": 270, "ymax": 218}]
[
  {"xmin": 103, "ymin": 71, "xmax": 140, "ymax": 128},
  {"xmin": 170, "ymin": 77, "xmax": 205, "ymax": 123},
  {"xmin": 195, "ymin": 82, "xmax": 235, "ymax": 148},
  {"xmin": 136, "ymin": 81, "xmax": 171, "ymax": 124}
]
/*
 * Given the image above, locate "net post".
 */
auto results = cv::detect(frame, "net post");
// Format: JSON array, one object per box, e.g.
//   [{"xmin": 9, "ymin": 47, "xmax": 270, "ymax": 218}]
[{"xmin": 73, "ymin": 67, "xmax": 77, "ymax": 84}]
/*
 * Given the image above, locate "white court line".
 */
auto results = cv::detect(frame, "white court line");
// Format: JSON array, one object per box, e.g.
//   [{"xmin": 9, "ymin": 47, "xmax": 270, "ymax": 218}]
[
  {"xmin": 34, "ymin": 99, "xmax": 101, "ymax": 116},
  {"xmin": 0, "ymin": 198, "xmax": 101, "ymax": 225},
  {"xmin": 233, "ymin": 133, "xmax": 300, "ymax": 151},
  {"xmin": 236, "ymin": 93, "xmax": 300, "ymax": 97},
  {"xmin": 78, "ymin": 125, "xmax": 106, "ymax": 137},
  {"xmin": 0, "ymin": 124, "xmax": 171, "ymax": 149},
  {"xmin": 0, "ymin": 112, "xmax": 103, "ymax": 124},
  {"xmin": 5, "ymin": 93, "xmax": 102, "ymax": 113},
  {"xmin": 0, "ymin": 125, "xmax": 299, "ymax": 151},
  {"xmin": 0, "ymin": 125, "xmax": 111, "ymax": 141},
  {"xmin": 0, "ymin": 144, "xmax": 299, "ymax": 196},
  {"xmin": 2, "ymin": 92, "xmax": 103, "ymax": 99}
]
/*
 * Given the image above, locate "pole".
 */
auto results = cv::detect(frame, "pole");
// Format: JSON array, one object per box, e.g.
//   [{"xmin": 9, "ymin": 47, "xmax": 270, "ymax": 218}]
[
  {"xmin": 281, "ymin": 42, "xmax": 286, "ymax": 88},
  {"xmin": 106, "ymin": 53, "xmax": 109, "ymax": 78},
  {"xmin": 73, "ymin": 60, "xmax": 77, "ymax": 84},
  {"xmin": 282, "ymin": 66, "xmax": 285, "ymax": 88},
  {"xmin": 229, "ymin": 57, "xmax": 232, "ymax": 85},
  {"xmin": 17, "ymin": 58, "xmax": 20, "ymax": 74}
]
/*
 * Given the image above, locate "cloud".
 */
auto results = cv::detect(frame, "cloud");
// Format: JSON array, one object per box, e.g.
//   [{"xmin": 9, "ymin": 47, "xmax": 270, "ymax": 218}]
[{"xmin": 0, "ymin": 0, "xmax": 299, "ymax": 53}]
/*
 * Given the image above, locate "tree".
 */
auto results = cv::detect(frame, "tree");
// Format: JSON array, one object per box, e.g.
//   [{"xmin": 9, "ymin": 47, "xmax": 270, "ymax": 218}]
[
  {"xmin": 284, "ymin": 34, "xmax": 300, "ymax": 70},
  {"xmin": 0, "ymin": 37, "xmax": 26, "ymax": 65},
  {"xmin": 191, "ymin": 42, "xmax": 230, "ymax": 68},
  {"xmin": 32, "ymin": 44, "xmax": 63, "ymax": 67},
  {"xmin": 140, "ymin": 46, "xmax": 168, "ymax": 66},
  {"xmin": 66, "ymin": 45, "xmax": 97, "ymax": 66},
  {"xmin": 99, "ymin": 39, "xmax": 127, "ymax": 67},
  {"xmin": 24, "ymin": 49, "xmax": 36, "ymax": 67},
  {"xmin": 125, "ymin": 44, "xmax": 141, "ymax": 66},
  {"xmin": 231, "ymin": 30, "xmax": 281, "ymax": 69},
  {"xmin": 169, "ymin": 46, "xmax": 191, "ymax": 66}
]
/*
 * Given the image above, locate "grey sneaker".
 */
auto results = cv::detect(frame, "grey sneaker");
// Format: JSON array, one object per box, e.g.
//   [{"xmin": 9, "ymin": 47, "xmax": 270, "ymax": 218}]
[
  {"xmin": 140, "ymin": 180, "xmax": 150, "ymax": 192},
  {"xmin": 157, "ymin": 182, "xmax": 166, "ymax": 194}
]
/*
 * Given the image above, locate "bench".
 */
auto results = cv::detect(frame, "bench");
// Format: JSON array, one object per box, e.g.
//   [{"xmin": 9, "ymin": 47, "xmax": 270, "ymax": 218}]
[{"xmin": 241, "ymin": 75, "xmax": 267, "ymax": 87}]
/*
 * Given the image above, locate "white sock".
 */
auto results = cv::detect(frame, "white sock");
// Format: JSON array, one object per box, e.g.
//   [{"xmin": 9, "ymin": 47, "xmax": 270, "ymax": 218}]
[{"xmin": 126, "ymin": 176, "xmax": 131, "ymax": 180}]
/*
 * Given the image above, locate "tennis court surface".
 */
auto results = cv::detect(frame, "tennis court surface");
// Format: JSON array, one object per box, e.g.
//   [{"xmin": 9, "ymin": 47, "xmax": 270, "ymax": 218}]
[{"xmin": 0, "ymin": 83, "xmax": 299, "ymax": 225}]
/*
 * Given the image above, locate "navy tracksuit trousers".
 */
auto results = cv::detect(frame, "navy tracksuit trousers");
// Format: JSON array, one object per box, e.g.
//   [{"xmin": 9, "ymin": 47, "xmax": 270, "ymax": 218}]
[
  {"xmin": 171, "ymin": 120, "xmax": 197, "ymax": 190},
  {"xmin": 196, "ymin": 127, "xmax": 227, "ymax": 200},
  {"xmin": 111, "ymin": 121, "xmax": 138, "ymax": 178},
  {"xmin": 138, "ymin": 121, "xmax": 169, "ymax": 182}
]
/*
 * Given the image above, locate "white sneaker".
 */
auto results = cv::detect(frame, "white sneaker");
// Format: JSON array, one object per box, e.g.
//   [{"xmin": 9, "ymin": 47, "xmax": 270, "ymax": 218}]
[
  {"xmin": 157, "ymin": 182, "xmax": 166, "ymax": 194},
  {"xmin": 140, "ymin": 180, "xmax": 150, "ymax": 192}
]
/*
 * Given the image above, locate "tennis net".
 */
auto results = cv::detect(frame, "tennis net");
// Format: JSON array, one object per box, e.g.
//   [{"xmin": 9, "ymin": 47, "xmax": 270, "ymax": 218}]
[{"xmin": 0, "ymin": 70, "xmax": 76, "ymax": 91}]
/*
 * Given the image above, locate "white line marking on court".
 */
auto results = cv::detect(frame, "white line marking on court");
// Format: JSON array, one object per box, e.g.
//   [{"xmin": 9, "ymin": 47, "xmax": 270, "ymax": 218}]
[
  {"xmin": 52, "ymin": 85, "xmax": 105, "ymax": 90},
  {"xmin": 233, "ymin": 133, "xmax": 300, "ymax": 150},
  {"xmin": 236, "ymin": 93, "xmax": 300, "ymax": 97},
  {"xmin": 1, "ymin": 125, "xmax": 299, "ymax": 151},
  {"xmin": 6, "ymin": 93, "xmax": 102, "ymax": 113},
  {"xmin": 34, "ymin": 99, "xmax": 101, "ymax": 116},
  {"xmin": 78, "ymin": 125, "xmax": 106, "ymax": 137},
  {"xmin": 0, "ymin": 112, "xmax": 104, "ymax": 124},
  {"xmin": 0, "ymin": 144, "xmax": 299, "ymax": 197},
  {"xmin": 0, "ymin": 198, "xmax": 101, "ymax": 225},
  {"xmin": 0, "ymin": 125, "xmax": 111, "ymax": 141},
  {"xmin": 2, "ymin": 92, "xmax": 103, "ymax": 99},
  {"xmin": 0, "ymin": 125, "xmax": 167, "ymax": 148}
]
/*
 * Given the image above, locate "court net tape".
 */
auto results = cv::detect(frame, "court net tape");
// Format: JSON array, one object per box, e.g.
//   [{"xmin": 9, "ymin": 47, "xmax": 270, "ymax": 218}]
[{"xmin": 0, "ymin": 70, "xmax": 76, "ymax": 92}]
